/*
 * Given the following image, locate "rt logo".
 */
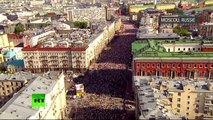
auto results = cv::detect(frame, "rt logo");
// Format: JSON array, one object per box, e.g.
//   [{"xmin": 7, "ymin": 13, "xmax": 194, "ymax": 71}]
[{"xmin": 32, "ymin": 94, "xmax": 45, "ymax": 108}]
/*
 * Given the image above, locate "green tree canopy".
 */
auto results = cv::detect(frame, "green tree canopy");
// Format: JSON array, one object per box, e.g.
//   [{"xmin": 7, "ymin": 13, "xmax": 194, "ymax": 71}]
[
  {"xmin": 14, "ymin": 24, "xmax": 25, "ymax": 34},
  {"xmin": 166, "ymin": 8, "xmax": 184, "ymax": 15},
  {"xmin": 173, "ymin": 27, "xmax": 191, "ymax": 37},
  {"xmin": 74, "ymin": 21, "xmax": 88, "ymax": 29}
]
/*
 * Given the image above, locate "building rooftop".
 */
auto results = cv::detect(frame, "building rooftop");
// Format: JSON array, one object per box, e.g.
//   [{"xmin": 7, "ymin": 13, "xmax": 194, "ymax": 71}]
[
  {"xmin": 132, "ymin": 39, "xmax": 213, "ymax": 59},
  {"xmin": 134, "ymin": 76, "xmax": 213, "ymax": 119},
  {"xmin": 0, "ymin": 71, "xmax": 61, "ymax": 119},
  {"xmin": 8, "ymin": 60, "xmax": 24, "ymax": 67},
  {"xmin": 134, "ymin": 76, "xmax": 182, "ymax": 119},
  {"xmin": 136, "ymin": 32, "xmax": 179, "ymax": 39},
  {"xmin": 5, "ymin": 51, "xmax": 16, "ymax": 57},
  {"xmin": 0, "ymin": 71, "xmax": 37, "ymax": 81},
  {"xmin": 22, "ymin": 21, "xmax": 113, "ymax": 51}
]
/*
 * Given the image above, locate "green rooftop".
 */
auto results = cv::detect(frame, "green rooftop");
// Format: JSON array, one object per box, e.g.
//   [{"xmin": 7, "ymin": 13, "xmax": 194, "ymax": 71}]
[{"xmin": 132, "ymin": 39, "xmax": 213, "ymax": 58}]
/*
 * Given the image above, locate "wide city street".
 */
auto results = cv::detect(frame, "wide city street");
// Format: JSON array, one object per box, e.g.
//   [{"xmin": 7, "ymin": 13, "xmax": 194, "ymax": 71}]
[{"xmin": 68, "ymin": 21, "xmax": 137, "ymax": 120}]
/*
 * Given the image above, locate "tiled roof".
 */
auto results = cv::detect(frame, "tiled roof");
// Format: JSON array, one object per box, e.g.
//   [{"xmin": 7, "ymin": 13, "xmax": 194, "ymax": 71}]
[{"xmin": 8, "ymin": 60, "xmax": 24, "ymax": 67}]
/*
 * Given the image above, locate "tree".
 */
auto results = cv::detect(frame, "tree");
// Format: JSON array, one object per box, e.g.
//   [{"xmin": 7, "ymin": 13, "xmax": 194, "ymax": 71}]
[
  {"xmin": 173, "ymin": 27, "xmax": 191, "ymax": 37},
  {"xmin": 166, "ymin": 8, "xmax": 184, "ymax": 15},
  {"xmin": 79, "ymin": 21, "xmax": 88, "ymax": 29},
  {"xmin": 14, "ymin": 24, "xmax": 25, "ymax": 34},
  {"xmin": 74, "ymin": 21, "xmax": 88, "ymax": 29}
]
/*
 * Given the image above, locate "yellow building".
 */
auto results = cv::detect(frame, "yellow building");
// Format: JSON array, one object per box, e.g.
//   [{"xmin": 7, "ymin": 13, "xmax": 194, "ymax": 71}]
[
  {"xmin": 129, "ymin": 4, "xmax": 175, "ymax": 13},
  {"xmin": 168, "ymin": 82, "xmax": 213, "ymax": 119},
  {"xmin": 0, "ymin": 72, "xmax": 31, "ymax": 107},
  {"xmin": 156, "ymin": 4, "xmax": 176, "ymax": 10},
  {"xmin": 205, "ymin": 0, "xmax": 213, "ymax": 6},
  {"xmin": 0, "ymin": 54, "xmax": 4, "ymax": 70},
  {"xmin": 129, "ymin": 5, "xmax": 155, "ymax": 13},
  {"xmin": 0, "ymin": 34, "xmax": 14, "ymax": 48},
  {"xmin": 134, "ymin": 76, "xmax": 213, "ymax": 120}
]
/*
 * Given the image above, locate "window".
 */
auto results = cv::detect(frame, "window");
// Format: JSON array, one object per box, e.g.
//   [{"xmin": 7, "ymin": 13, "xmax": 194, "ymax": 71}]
[
  {"xmin": 200, "ymin": 64, "xmax": 203, "ymax": 68},
  {"xmin": 142, "ymin": 64, "xmax": 145, "ymax": 67},
  {"xmin": 147, "ymin": 64, "xmax": 150, "ymax": 68},
  {"xmin": 162, "ymin": 72, "xmax": 164, "ymax": 76},
  {"xmin": 183, "ymin": 48, "xmax": 185, "ymax": 51},
  {"xmin": 142, "ymin": 71, "xmax": 145, "ymax": 76},
  {"xmin": 188, "ymin": 48, "xmax": 190, "ymax": 51},
  {"xmin": 168, "ymin": 48, "xmax": 170, "ymax": 52},
  {"xmin": 152, "ymin": 64, "xmax": 155, "ymax": 68},
  {"xmin": 178, "ymin": 72, "xmax": 180, "ymax": 77},
  {"xmin": 178, "ymin": 48, "xmax": 180, "ymax": 51},
  {"xmin": 205, "ymin": 64, "xmax": 208, "ymax": 68},
  {"xmin": 187, "ymin": 107, "xmax": 189, "ymax": 110},
  {"xmin": 188, "ymin": 64, "xmax": 191, "ymax": 68},
  {"xmin": 178, "ymin": 93, "xmax": 181, "ymax": 96},
  {"xmin": 137, "ymin": 72, "xmax": 141, "ymax": 76},
  {"xmin": 137, "ymin": 64, "xmax": 140, "ymax": 68},
  {"xmin": 188, "ymin": 96, "xmax": 190, "ymax": 99},
  {"xmin": 167, "ymin": 64, "xmax": 170, "ymax": 68},
  {"xmin": 172, "ymin": 64, "xmax": 175, "ymax": 67},
  {"xmin": 178, "ymin": 64, "xmax": 181, "ymax": 68},
  {"xmin": 194, "ymin": 64, "xmax": 197, "ymax": 68},
  {"xmin": 183, "ymin": 64, "xmax": 186, "ymax": 68},
  {"xmin": 177, "ymin": 109, "xmax": 180, "ymax": 113},
  {"xmin": 187, "ymin": 101, "xmax": 190, "ymax": 104},
  {"xmin": 157, "ymin": 64, "xmax": 160, "ymax": 67},
  {"xmin": 211, "ymin": 64, "xmax": 213, "ymax": 68},
  {"xmin": 177, "ymin": 98, "xmax": 181, "ymax": 102},
  {"xmin": 186, "ymin": 113, "xmax": 189, "ymax": 116},
  {"xmin": 193, "ymin": 48, "xmax": 195, "ymax": 51},
  {"xmin": 198, "ymin": 48, "xmax": 200, "ymax": 51},
  {"xmin": 177, "ymin": 104, "xmax": 180, "ymax": 107},
  {"xmin": 162, "ymin": 64, "xmax": 165, "ymax": 68}
]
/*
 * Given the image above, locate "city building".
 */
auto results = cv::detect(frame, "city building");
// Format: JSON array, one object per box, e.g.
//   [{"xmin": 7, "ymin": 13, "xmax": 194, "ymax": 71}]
[
  {"xmin": 128, "ymin": 3, "xmax": 175, "ymax": 14},
  {"xmin": 7, "ymin": 33, "xmax": 23, "ymax": 47},
  {"xmin": 137, "ymin": 27, "xmax": 179, "ymax": 39},
  {"xmin": 199, "ymin": 10, "xmax": 213, "ymax": 23},
  {"xmin": 159, "ymin": 15, "xmax": 202, "ymax": 31},
  {"xmin": 132, "ymin": 39, "xmax": 213, "ymax": 80},
  {"xmin": 134, "ymin": 76, "xmax": 181, "ymax": 120},
  {"xmin": 134, "ymin": 76, "xmax": 213, "ymax": 120},
  {"xmin": 0, "ymin": 71, "xmax": 67, "ymax": 119},
  {"xmin": 136, "ymin": 13, "xmax": 179, "ymax": 40},
  {"xmin": 137, "ymin": 8, "xmax": 163, "ymax": 25},
  {"xmin": 7, "ymin": 59, "xmax": 24, "ymax": 72},
  {"xmin": 199, "ymin": 23, "xmax": 213, "ymax": 37},
  {"xmin": 0, "ymin": 34, "xmax": 14, "ymax": 48},
  {"xmin": 30, "ymin": 0, "xmax": 45, "ymax": 6},
  {"xmin": 66, "ymin": 7, "xmax": 106, "ymax": 22},
  {"xmin": 0, "ymin": 71, "xmax": 35, "ymax": 107},
  {"xmin": 22, "ymin": 20, "xmax": 121, "ymax": 73}
]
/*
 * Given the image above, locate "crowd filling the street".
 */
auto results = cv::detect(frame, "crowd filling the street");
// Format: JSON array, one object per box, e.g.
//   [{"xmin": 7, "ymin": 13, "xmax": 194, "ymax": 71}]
[{"xmin": 67, "ymin": 22, "xmax": 137, "ymax": 120}]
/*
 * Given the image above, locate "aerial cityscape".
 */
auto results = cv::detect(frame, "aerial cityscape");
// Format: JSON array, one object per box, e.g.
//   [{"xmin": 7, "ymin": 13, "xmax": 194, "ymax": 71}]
[{"xmin": 0, "ymin": 0, "xmax": 213, "ymax": 119}]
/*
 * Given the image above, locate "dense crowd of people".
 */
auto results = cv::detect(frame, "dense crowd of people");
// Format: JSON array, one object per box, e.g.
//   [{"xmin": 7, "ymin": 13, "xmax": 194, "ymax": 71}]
[{"xmin": 68, "ymin": 22, "xmax": 137, "ymax": 120}]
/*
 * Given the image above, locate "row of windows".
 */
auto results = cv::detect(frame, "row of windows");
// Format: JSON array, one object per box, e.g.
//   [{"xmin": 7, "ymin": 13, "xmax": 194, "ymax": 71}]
[
  {"xmin": 24, "ymin": 52, "xmax": 86, "ymax": 56},
  {"xmin": 168, "ymin": 47, "xmax": 201, "ymax": 52},
  {"xmin": 137, "ymin": 71, "xmax": 212, "ymax": 78},
  {"xmin": 0, "ymin": 82, "xmax": 20, "ymax": 86},
  {"xmin": 137, "ymin": 63, "xmax": 213, "ymax": 68}
]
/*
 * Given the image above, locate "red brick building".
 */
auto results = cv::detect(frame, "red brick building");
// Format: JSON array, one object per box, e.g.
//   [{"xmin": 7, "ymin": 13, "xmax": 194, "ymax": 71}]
[{"xmin": 132, "ymin": 39, "xmax": 213, "ymax": 80}]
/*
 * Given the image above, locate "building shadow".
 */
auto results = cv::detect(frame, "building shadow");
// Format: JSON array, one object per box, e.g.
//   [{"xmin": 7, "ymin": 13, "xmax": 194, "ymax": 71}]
[
  {"xmin": 73, "ymin": 69, "xmax": 133, "ymax": 100},
  {"xmin": 70, "ymin": 106, "xmax": 136, "ymax": 120}
]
